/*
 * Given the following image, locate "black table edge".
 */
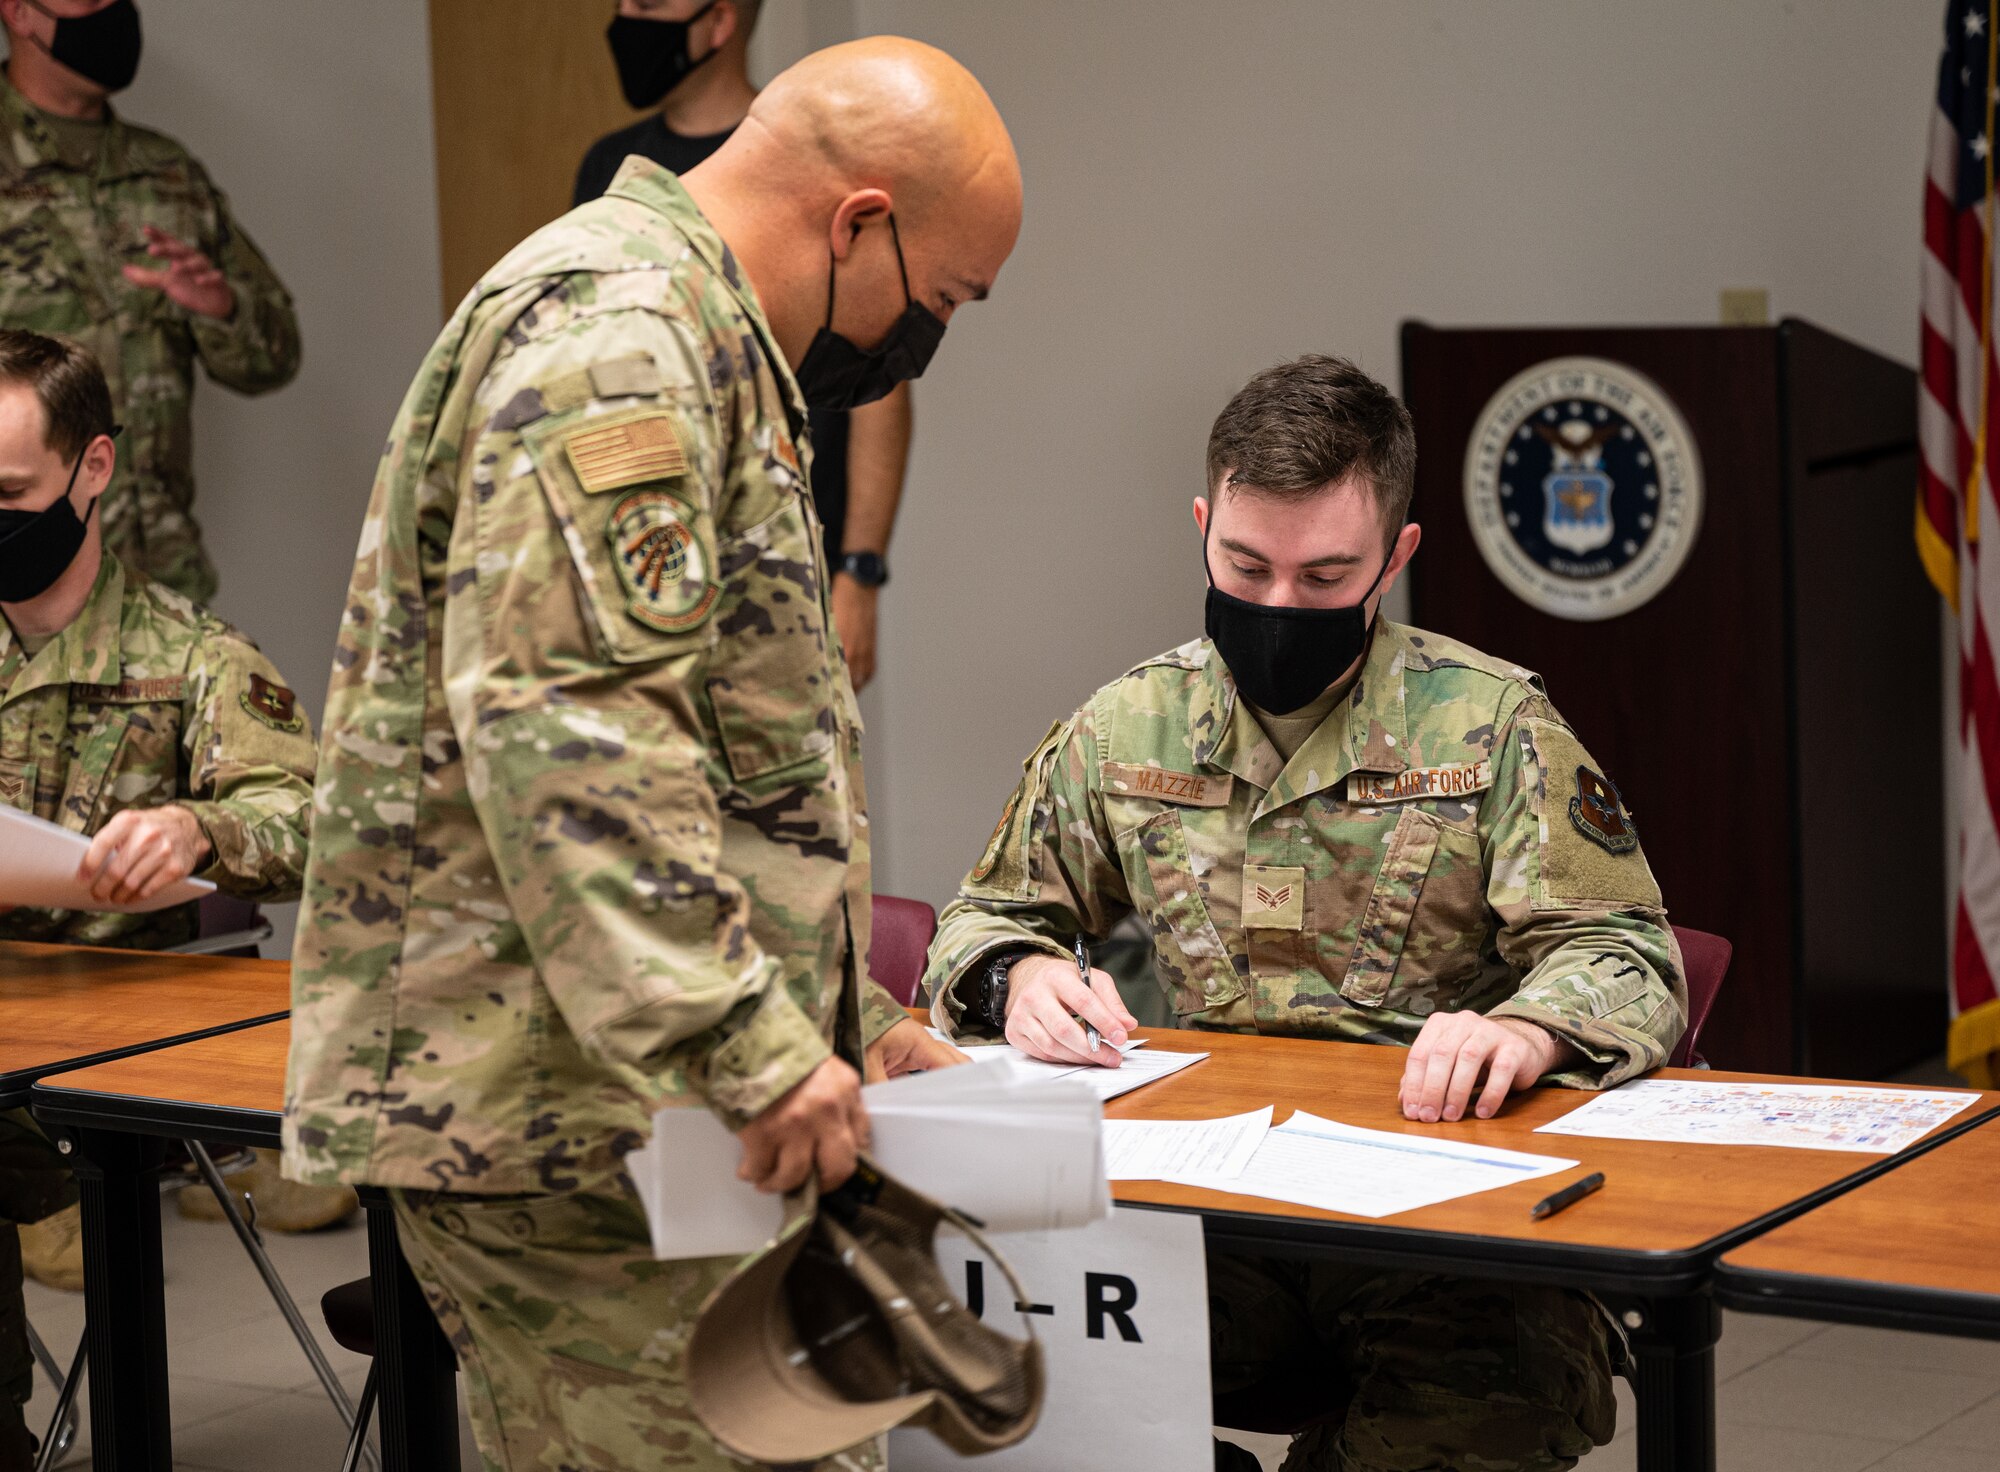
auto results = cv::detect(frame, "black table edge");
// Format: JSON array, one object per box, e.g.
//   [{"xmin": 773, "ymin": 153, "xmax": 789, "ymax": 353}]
[
  {"xmin": 0, "ymin": 1009, "xmax": 291, "ymax": 1112},
  {"xmin": 33, "ymin": 1086, "xmax": 283, "ymax": 1152},
  {"xmin": 1113, "ymin": 1101, "xmax": 2000, "ymax": 1297},
  {"xmin": 1714, "ymin": 1263, "xmax": 2000, "ymax": 1341}
]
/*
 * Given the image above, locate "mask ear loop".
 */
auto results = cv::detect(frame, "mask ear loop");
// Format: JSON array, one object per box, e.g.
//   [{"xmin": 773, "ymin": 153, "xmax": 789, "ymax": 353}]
[
  {"xmin": 887, "ymin": 214, "xmax": 914, "ymax": 312},
  {"xmin": 69, "ymin": 424, "xmax": 123, "ymax": 527}
]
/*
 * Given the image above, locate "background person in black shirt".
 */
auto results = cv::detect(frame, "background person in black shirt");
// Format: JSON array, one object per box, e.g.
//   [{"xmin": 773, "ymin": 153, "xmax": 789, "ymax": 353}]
[{"xmin": 576, "ymin": 0, "xmax": 911, "ymax": 689}]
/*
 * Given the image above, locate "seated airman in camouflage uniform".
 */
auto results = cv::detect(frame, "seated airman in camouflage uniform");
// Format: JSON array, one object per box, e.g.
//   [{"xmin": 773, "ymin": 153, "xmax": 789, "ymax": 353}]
[
  {"xmin": 926, "ymin": 356, "xmax": 1687, "ymax": 1472},
  {"xmin": 0, "ymin": 329, "xmax": 314, "ymax": 1468}
]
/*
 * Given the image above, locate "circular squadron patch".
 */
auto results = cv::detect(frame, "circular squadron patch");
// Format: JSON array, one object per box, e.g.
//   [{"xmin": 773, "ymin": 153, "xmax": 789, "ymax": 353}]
[
  {"xmin": 1463, "ymin": 357, "xmax": 1702, "ymax": 621},
  {"xmin": 607, "ymin": 490, "xmax": 717, "ymax": 632}
]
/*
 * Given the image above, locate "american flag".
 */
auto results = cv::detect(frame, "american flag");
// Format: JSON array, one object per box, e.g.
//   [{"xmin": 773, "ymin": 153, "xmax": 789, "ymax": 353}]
[{"xmin": 1923, "ymin": 0, "xmax": 2000, "ymax": 1087}]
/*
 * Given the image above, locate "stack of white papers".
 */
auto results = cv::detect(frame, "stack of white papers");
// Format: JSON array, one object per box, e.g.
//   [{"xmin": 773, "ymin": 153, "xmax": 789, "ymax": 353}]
[
  {"xmin": 946, "ymin": 1034, "xmax": 1209, "ymax": 1101},
  {"xmin": 1535, "ymin": 1079, "xmax": 1980, "ymax": 1153},
  {"xmin": 627, "ymin": 1059, "xmax": 1109, "ymax": 1260},
  {"xmin": 0, "ymin": 806, "xmax": 213, "ymax": 913},
  {"xmin": 1102, "ymin": 1107, "xmax": 1272, "ymax": 1181},
  {"xmin": 1168, "ymin": 1111, "xmax": 1578, "ymax": 1219}
]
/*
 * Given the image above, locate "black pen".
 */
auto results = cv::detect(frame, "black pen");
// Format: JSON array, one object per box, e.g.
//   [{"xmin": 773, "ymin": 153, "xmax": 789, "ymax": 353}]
[
  {"xmin": 1074, "ymin": 933, "xmax": 1104, "ymax": 1054},
  {"xmin": 1530, "ymin": 1172, "xmax": 1605, "ymax": 1221}
]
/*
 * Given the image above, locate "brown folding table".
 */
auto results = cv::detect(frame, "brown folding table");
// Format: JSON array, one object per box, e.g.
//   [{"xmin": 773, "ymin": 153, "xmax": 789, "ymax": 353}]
[
  {"xmin": 32, "ymin": 1018, "xmax": 461, "ymax": 1472},
  {"xmin": 1102, "ymin": 1029, "xmax": 2000, "ymax": 1472},
  {"xmin": 1715, "ymin": 1107, "xmax": 2000, "ymax": 1339}
]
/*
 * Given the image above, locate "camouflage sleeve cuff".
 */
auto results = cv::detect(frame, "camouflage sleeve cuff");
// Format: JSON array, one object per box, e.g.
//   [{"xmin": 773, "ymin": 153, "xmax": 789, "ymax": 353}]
[
  {"xmin": 174, "ymin": 799, "xmax": 304, "ymax": 899},
  {"xmin": 860, "ymin": 979, "xmax": 912, "ymax": 1050},
  {"xmin": 1485, "ymin": 999, "xmax": 1642, "ymax": 1090},
  {"xmin": 703, "ymin": 982, "xmax": 834, "ymax": 1124}
]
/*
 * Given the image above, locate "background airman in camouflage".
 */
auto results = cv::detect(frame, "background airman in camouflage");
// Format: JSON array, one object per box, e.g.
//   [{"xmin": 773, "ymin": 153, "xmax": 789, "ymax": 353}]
[
  {"xmin": 0, "ymin": 328, "xmax": 314, "ymax": 1465},
  {"xmin": 281, "ymin": 38, "xmax": 1021, "ymax": 1472},
  {"xmin": 0, "ymin": 0, "xmax": 301, "ymax": 604},
  {"xmin": 925, "ymin": 356, "xmax": 1685, "ymax": 1472}
]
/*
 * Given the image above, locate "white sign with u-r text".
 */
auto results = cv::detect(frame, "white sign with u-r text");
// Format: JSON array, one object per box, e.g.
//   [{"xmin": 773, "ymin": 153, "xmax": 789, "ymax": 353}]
[{"xmin": 888, "ymin": 1206, "xmax": 1211, "ymax": 1472}]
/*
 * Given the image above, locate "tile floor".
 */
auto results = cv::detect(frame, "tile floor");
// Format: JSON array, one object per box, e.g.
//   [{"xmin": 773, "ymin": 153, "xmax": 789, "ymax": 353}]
[{"xmin": 20, "ymin": 1190, "xmax": 481, "ymax": 1471}]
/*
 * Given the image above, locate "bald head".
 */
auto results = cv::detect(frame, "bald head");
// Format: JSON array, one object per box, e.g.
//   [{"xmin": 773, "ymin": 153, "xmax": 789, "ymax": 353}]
[{"xmin": 683, "ymin": 37, "xmax": 1023, "ymax": 372}]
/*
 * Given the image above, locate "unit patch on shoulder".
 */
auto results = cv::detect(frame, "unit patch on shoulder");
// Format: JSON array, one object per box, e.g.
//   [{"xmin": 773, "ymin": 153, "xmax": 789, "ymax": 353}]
[
  {"xmin": 970, "ymin": 788, "xmax": 1022, "ymax": 883},
  {"xmin": 564, "ymin": 412, "xmax": 687, "ymax": 494},
  {"xmin": 607, "ymin": 490, "xmax": 717, "ymax": 633},
  {"xmin": 241, "ymin": 673, "xmax": 305, "ymax": 733},
  {"xmin": 1568, "ymin": 765, "xmax": 1638, "ymax": 853}
]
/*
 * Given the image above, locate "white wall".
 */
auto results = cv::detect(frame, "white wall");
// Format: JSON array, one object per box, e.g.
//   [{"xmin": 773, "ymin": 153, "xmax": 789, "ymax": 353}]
[
  {"xmin": 843, "ymin": 0, "xmax": 1941, "ymax": 908},
  {"xmin": 121, "ymin": 1, "xmax": 444, "ymax": 952}
]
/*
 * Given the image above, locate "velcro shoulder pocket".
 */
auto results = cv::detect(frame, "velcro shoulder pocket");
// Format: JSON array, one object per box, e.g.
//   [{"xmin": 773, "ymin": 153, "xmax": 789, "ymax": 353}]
[{"xmin": 520, "ymin": 402, "xmax": 720, "ymax": 666}]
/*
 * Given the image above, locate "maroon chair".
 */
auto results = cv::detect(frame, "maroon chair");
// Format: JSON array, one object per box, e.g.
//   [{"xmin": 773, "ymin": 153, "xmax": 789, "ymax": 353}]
[
  {"xmin": 1668, "ymin": 924, "xmax": 1732, "ymax": 1069},
  {"xmin": 869, "ymin": 893, "xmax": 939, "ymax": 1007}
]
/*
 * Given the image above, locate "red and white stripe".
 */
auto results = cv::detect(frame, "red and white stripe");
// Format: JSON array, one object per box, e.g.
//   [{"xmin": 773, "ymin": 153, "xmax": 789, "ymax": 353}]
[{"xmin": 1922, "ymin": 67, "xmax": 2000, "ymax": 1080}]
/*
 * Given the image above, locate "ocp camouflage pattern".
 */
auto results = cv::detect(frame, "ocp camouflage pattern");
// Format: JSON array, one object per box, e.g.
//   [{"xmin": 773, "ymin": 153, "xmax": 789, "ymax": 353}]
[
  {"xmin": 0, "ymin": 77, "xmax": 300, "ymax": 603},
  {"xmin": 928, "ymin": 622, "xmax": 1686, "ymax": 1088},
  {"xmin": 283, "ymin": 159, "xmax": 906, "ymax": 1197},
  {"xmin": 0, "ymin": 556, "xmax": 316, "ymax": 949}
]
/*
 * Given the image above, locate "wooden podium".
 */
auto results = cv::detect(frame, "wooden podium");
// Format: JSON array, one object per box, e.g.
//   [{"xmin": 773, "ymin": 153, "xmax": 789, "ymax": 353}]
[{"xmin": 1402, "ymin": 320, "xmax": 1941, "ymax": 1077}]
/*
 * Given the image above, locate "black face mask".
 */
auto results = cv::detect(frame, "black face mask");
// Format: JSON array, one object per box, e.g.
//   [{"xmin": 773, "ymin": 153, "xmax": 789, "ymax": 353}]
[
  {"xmin": 30, "ymin": 0, "xmax": 143, "ymax": 94},
  {"xmin": 605, "ymin": 2, "xmax": 718, "ymax": 111},
  {"xmin": 793, "ymin": 215, "xmax": 946, "ymax": 414},
  {"xmin": 1202, "ymin": 507, "xmax": 1397, "ymax": 716},
  {"xmin": 0, "ymin": 437, "xmax": 108, "ymax": 605}
]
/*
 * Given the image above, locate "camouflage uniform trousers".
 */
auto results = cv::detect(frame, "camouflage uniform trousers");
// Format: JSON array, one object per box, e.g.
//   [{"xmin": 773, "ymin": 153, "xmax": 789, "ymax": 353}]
[
  {"xmin": 1208, "ymin": 1249, "xmax": 1615, "ymax": 1472},
  {"xmin": 391, "ymin": 1180, "xmax": 885, "ymax": 1472},
  {"xmin": 0, "ymin": 1111, "xmax": 78, "ymax": 1471}
]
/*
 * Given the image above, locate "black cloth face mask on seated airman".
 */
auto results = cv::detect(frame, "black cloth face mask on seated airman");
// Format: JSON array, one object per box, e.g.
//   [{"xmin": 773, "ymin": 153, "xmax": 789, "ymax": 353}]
[
  {"xmin": 0, "ymin": 430, "xmax": 116, "ymax": 605},
  {"xmin": 1201, "ymin": 497, "xmax": 1398, "ymax": 716}
]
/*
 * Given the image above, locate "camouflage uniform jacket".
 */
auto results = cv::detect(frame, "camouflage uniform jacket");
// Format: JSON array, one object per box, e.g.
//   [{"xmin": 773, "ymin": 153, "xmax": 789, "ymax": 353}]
[
  {"xmin": 282, "ymin": 160, "xmax": 907, "ymax": 1196},
  {"xmin": 0, "ymin": 554, "xmax": 316, "ymax": 950},
  {"xmin": 0, "ymin": 77, "xmax": 301, "ymax": 603},
  {"xmin": 927, "ymin": 622, "xmax": 1686, "ymax": 1089}
]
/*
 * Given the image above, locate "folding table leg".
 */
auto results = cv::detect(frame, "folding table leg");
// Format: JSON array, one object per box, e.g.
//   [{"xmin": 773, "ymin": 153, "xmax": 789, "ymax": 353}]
[
  {"xmin": 64, "ymin": 1127, "xmax": 172, "ymax": 1472},
  {"xmin": 361, "ymin": 1192, "xmax": 460, "ymax": 1471},
  {"xmin": 1624, "ymin": 1290, "xmax": 1720, "ymax": 1472}
]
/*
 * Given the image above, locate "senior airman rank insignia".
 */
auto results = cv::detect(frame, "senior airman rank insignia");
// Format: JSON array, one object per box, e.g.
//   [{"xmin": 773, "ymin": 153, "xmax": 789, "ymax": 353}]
[
  {"xmin": 607, "ymin": 490, "xmax": 717, "ymax": 632},
  {"xmin": 241, "ymin": 673, "xmax": 305, "ymax": 733},
  {"xmin": 1568, "ymin": 765, "xmax": 1638, "ymax": 853}
]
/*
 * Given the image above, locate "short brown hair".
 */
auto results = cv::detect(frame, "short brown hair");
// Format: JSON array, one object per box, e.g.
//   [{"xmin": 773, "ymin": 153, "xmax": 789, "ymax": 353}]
[
  {"xmin": 1205, "ymin": 355, "xmax": 1417, "ymax": 542},
  {"xmin": 0, "ymin": 329, "xmax": 114, "ymax": 462}
]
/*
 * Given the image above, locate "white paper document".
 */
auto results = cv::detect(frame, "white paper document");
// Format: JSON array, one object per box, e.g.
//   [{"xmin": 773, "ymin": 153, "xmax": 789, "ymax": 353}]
[
  {"xmin": 0, "ymin": 805, "xmax": 214, "ymax": 914},
  {"xmin": 1101, "ymin": 1106, "xmax": 1271, "ymax": 1182},
  {"xmin": 950, "ymin": 1035, "xmax": 1208, "ymax": 1101},
  {"xmin": 1534, "ymin": 1079, "xmax": 1981, "ymax": 1153},
  {"xmin": 627, "ymin": 1058, "xmax": 1109, "ymax": 1260},
  {"xmin": 1169, "ymin": 1111, "xmax": 1578, "ymax": 1219}
]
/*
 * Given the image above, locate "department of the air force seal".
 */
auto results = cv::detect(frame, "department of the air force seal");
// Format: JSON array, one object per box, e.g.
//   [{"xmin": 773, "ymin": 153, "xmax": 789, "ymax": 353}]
[{"xmin": 1463, "ymin": 357, "xmax": 1702, "ymax": 621}]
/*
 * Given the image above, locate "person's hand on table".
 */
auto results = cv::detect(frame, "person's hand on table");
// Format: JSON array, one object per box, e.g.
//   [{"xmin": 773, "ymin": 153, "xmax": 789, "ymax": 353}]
[
  {"xmin": 1398, "ymin": 1012, "xmax": 1578, "ymax": 1123},
  {"xmin": 122, "ymin": 226, "xmax": 235, "ymax": 320},
  {"xmin": 865, "ymin": 1015, "xmax": 967, "ymax": 1082},
  {"xmin": 1003, "ymin": 954, "xmax": 1137, "ymax": 1068},
  {"xmin": 76, "ymin": 805, "xmax": 211, "ymax": 907},
  {"xmin": 735, "ymin": 1056, "xmax": 868, "ymax": 1194}
]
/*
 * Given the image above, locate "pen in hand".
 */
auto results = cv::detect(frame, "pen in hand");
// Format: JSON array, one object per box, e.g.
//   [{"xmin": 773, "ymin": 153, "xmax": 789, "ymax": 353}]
[
  {"xmin": 1530, "ymin": 1171, "xmax": 1605, "ymax": 1221},
  {"xmin": 1074, "ymin": 933, "xmax": 1107, "ymax": 1058}
]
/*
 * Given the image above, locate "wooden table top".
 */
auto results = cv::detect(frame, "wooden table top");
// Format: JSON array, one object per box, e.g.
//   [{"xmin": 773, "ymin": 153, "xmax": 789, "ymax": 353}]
[
  {"xmin": 0, "ymin": 941, "xmax": 290, "ymax": 1099},
  {"xmin": 34, "ymin": 1014, "xmax": 291, "ymax": 1119},
  {"xmin": 1106, "ymin": 1030, "xmax": 2000, "ymax": 1276},
  {"xmin": 1717, "ymin": 1109, "xmax": 2000, "ymax": 1308}
]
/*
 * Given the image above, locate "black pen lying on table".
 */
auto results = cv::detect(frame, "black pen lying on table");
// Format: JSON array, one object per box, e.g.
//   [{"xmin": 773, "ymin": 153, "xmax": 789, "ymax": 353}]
[{"xmin": 1530, "ymin": 1172, "xmax": 1605, "ymax": 1221}]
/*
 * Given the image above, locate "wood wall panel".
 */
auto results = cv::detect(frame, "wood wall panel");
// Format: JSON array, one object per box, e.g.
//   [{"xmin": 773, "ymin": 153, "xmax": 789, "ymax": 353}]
[{"xmin": 428, "ymin": 0, "xmax": 645, "ymax": 308}]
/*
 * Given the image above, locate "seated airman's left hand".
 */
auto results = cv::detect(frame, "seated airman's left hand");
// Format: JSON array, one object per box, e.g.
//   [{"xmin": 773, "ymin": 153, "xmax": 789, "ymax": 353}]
[{"xmin": 1398, "ymin": 1012, "xmax": 1579, "ymax": 1123}]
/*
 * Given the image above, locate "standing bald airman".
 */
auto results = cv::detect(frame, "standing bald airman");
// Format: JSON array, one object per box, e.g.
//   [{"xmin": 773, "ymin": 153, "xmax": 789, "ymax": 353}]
[{"xmin": 282, "ymin": 38, "xmax": 1022, "ymax": 1471}]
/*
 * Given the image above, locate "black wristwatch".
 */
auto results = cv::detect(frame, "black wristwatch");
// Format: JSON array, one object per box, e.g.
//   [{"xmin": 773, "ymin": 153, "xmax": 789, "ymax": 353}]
[
  {"xmin": 975, "ymin": 947, "xmax": 1037, "ymax": 1029},
  {"xmin": 837, "ymin": 550, "xmax": 889, "ymax": 588}
]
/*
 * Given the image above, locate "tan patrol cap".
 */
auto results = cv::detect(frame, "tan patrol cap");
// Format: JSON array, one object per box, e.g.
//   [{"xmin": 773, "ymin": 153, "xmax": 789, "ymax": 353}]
[{"xmin": 687, "ymin": 1160, "xmax": 1044, "ymax": 1464}]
